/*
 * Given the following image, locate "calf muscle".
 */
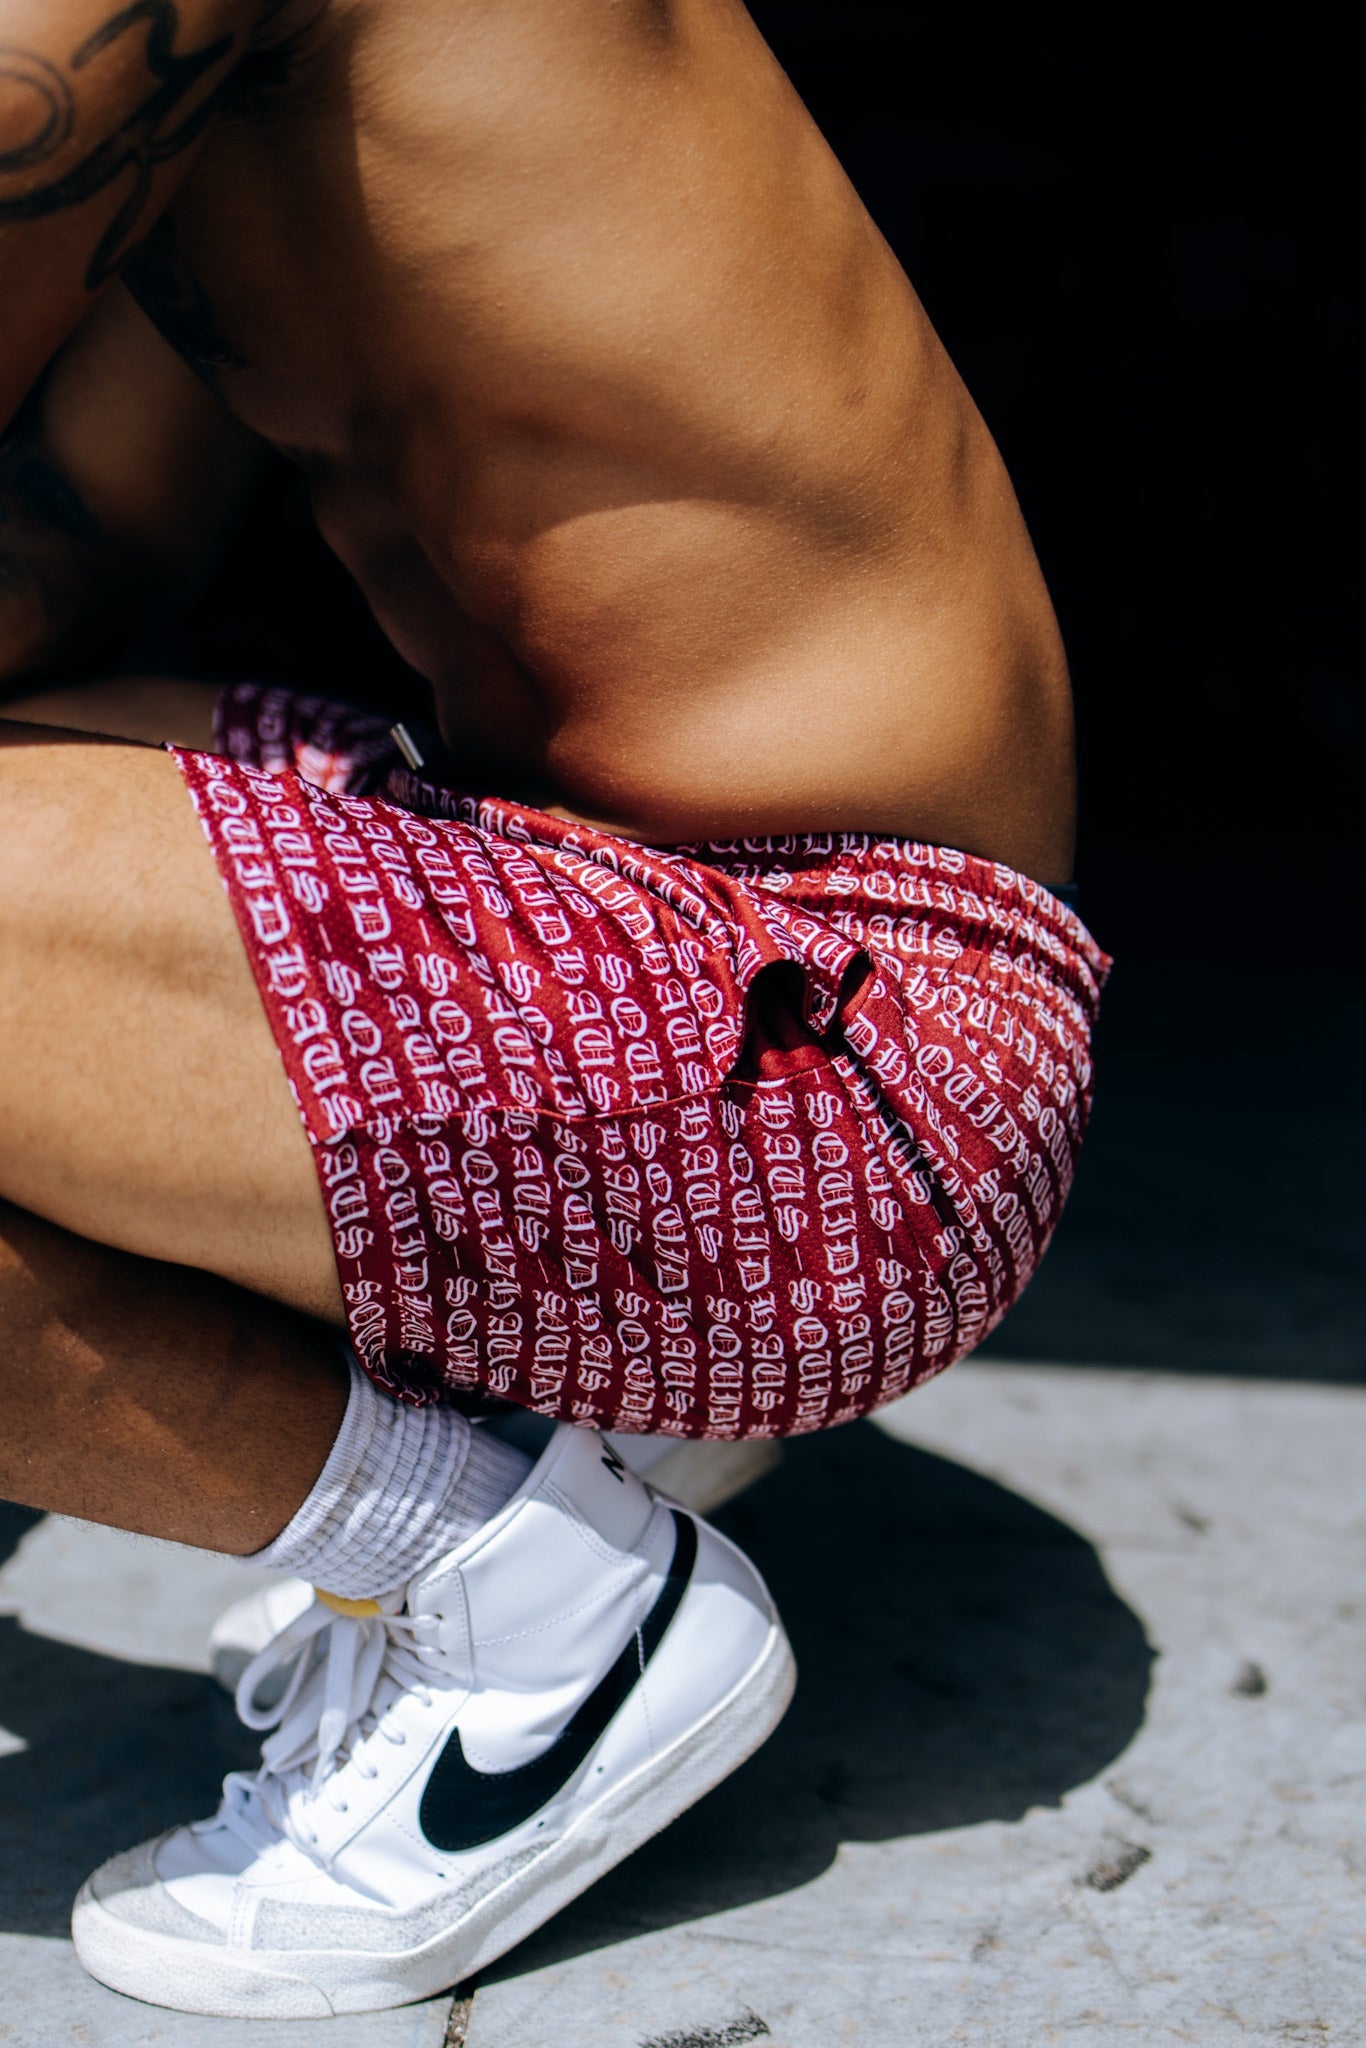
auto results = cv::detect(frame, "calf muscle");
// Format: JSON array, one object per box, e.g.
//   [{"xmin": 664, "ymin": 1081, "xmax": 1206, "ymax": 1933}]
[
  {"xmin": 0, "ymin": 1196, "xmax": 346, "ymax": 1549},
  {"xmin": 0, "ymin": 726, "xmax": 343, "ymax": 1322}
]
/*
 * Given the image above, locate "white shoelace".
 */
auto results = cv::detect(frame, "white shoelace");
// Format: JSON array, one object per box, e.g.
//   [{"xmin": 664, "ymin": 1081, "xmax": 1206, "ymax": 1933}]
[{"xmin": 201, "ymin": 1597, "xmax": 440, "ymax": 1861}]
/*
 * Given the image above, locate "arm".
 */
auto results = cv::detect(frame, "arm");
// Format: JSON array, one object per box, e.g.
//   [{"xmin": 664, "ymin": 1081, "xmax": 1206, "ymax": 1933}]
[
  {"xmin": 0, "ymin": 281, "xmax": 262, "ymax": 686},
  {"xmin": 0, "ymin": 0, "xmax": 269, "ymax": 430}
]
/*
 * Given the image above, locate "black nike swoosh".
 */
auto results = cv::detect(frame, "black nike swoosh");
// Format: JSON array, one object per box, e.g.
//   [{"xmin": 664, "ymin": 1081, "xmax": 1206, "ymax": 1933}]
[{"xmin": 419, "ymin": 1509, "xmax": 698, "ymax": 1854}]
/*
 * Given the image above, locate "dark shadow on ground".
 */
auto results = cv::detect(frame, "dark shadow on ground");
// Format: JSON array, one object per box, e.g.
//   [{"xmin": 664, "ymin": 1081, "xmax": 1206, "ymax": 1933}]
[
  {"xmin": 0, "ymin": 1505, "xmax": 260, "ymax": 1940},
  {"xmin": 0, "ymin": 1427, "xmax": 1151, "ymax": 1954},
  {"xmin": 487, "ymin": 1420, "xmax": 1153, "ymax": 1980},
  {"xmin": 979, "ymin": 963, "xmax": 1366, "ymax": 1383}
]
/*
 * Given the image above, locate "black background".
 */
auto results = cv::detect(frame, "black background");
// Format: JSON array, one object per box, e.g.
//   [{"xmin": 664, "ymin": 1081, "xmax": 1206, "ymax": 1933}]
[
  {"xmin": 186, "ymin": 1, "xmax": 1362, "ymax": 1378},
  {"xmin": 745, "ymin": 0, "xmax": 1361, "ymax": 963},
  {"xmin": 744, "ymin": 2, "xmax": 1364, "ymax": 1377}
]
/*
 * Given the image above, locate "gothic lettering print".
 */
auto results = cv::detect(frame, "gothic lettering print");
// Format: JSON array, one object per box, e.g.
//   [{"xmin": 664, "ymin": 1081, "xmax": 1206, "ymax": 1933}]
[{"xmin": 179, "ymin": 684, "xmax": 1110, "ymax": 1438}]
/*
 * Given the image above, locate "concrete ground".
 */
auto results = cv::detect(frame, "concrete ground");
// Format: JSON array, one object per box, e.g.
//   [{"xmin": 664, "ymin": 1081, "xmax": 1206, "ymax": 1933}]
[{"xmin": 2, "ymin": 1358, "xmax": 1362, "ymax": 2047}]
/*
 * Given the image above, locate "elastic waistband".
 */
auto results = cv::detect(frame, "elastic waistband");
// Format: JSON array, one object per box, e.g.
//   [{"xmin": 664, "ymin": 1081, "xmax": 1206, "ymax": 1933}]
[{"xmin": 339, "ymin": 767, "xmax": 1112, "ymax": 1018}]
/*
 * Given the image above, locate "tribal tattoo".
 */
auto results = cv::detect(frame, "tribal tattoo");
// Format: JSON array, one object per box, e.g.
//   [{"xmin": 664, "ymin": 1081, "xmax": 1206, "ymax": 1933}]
[{"xmin": 0, "ymin": 3, "xmax": 238, "ymax": 289}]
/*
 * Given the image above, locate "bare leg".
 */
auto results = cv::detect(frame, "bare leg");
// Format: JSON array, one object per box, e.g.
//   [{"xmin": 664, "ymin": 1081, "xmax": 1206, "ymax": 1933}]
[
  {"xmin": 0, "ymin": 675, "xmax": 222, "ymax": 749},
  {"xmin": 0, "ymin": 1196, "xmax": 346, "ymax": 1553},
  {"xmin": 0, "ymin": 721, "xmax": 342, "ymax": 1321}
]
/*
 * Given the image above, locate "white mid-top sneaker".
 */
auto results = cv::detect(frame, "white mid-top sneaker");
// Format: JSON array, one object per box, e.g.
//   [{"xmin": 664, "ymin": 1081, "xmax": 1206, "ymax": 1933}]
[
  {"xmin": 73, "ymin": 1425, "xmax": 795, "ymax": 2018},
  {"xmin": 206, "ymin": 1428, "xmax": 783, "ymax": 1699}
]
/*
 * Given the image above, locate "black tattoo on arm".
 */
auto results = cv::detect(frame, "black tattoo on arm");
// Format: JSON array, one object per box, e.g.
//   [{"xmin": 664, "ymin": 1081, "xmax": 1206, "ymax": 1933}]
[{"xmin": 0, "ymin": 3, "xmax": 239, "ymax": 290}]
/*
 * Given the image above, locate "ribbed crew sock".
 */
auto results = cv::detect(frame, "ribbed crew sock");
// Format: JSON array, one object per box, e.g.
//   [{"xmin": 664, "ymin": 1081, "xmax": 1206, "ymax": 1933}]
[{"xmin": 253, "ymin": 1352, "xmax": 532, "ymax": 1599}]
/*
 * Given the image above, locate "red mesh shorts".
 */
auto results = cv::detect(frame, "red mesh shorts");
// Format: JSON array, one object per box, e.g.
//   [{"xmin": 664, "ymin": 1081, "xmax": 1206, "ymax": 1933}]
[{"xmin": 173, "ymin": 684, "xmax": 1110, "ymax": 1439}]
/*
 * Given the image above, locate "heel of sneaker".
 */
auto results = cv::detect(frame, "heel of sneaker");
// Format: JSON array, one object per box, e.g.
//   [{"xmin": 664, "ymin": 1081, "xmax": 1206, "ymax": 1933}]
[{"xmin": 411, "ymin": 1615, "xmax": 797, "ymax": 2002}]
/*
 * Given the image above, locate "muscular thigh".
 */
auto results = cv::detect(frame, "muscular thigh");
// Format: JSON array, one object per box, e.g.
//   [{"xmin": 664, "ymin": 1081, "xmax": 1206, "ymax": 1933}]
[
  {"xmin": 0, "ymin": 723, "xmax": 342, "ymax": 1323},
  {"xmin": 0, "ymin": 675, "xmax": 222, "ymax": 749}
]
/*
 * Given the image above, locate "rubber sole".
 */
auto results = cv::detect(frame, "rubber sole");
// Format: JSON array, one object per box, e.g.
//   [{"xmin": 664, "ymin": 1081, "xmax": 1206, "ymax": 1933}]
[{"xmin": 72, "ymin": 1619, "xmax": 797, "ymax": 2017}]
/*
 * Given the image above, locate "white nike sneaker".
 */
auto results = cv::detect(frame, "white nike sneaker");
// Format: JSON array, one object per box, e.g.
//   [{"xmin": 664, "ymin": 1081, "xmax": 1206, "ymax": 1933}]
[
  {"xmin": 206, "ymin": 1429, "xmax": 783, "ymax": 1699},
  {"xmin": 73, "ymin": 1425, "xmax": 795, "ymax": 2018}
]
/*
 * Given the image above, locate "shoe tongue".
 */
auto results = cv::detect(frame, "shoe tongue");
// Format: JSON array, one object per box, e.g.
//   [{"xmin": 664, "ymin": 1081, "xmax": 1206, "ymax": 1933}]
[{"xmin": 315, "ymin": 1586, "xmax": 405, "ymax": 1617}]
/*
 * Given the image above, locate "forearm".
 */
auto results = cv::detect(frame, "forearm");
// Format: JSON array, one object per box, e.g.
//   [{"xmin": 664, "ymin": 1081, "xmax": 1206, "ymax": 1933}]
[
  {"xmin": 0, "ymin": 0, "xmax": 265, "ymax": 671},
  {"xmin": 0, "ymin": 0, "xmax": 271, "ymax": 432}
]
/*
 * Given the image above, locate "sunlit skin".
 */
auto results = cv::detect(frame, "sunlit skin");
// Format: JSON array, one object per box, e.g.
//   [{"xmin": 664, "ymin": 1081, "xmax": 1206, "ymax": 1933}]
[
  {"xmin": 0, "ymin": 0, "xmax": 1077, "ymax": 1548},
  {"xmin": 1, "ymin": 0, "xmax": 1074, "ymax": 871}
]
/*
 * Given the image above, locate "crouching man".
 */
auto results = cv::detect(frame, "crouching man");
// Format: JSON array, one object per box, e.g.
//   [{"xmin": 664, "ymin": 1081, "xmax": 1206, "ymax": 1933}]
[{"xmin": 0, "ymin": 0, "xmax": 1107, "ymax": 2015}]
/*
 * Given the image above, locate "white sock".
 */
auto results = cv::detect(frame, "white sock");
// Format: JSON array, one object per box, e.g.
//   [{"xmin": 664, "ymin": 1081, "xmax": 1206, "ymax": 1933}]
[{"xmin": 253, "ymin": 1353, "xmax": 532, "ymax": 1599}]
